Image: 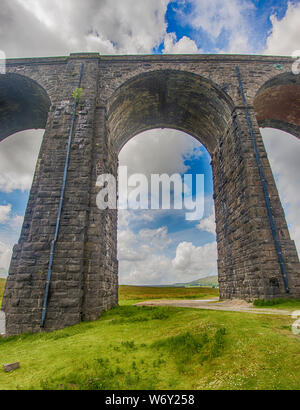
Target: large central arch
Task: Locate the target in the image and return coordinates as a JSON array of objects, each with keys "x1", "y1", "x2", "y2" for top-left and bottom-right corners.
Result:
[{"x1": 107, "y1": 70, "x2": 234, "y2": 155}]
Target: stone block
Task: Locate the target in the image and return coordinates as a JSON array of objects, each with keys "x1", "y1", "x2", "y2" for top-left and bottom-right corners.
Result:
[{"x1": 3, "y1": 362, "x2": 20, "y2": 373}]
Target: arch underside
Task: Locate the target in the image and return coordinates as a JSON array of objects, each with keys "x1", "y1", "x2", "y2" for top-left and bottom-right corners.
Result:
[
  {"x1": 107, "y1": 70, "x2": 234, "y2": 155},
  {"x1": 0, "y1": 73, "x2": 50, "y2": 142},
  {"x1": 254, "y1": 72, "x2": 300, "y2": 139}
]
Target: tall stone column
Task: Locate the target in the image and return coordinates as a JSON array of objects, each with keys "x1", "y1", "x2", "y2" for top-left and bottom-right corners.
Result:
[
  {"x1": 2, "y1": 55, "x2": 103, "y2": 334},
  {"x1": 80, "y1": 106, "x2": 119, "y2": 321},
  {"x1": 212, "y1": 106, "x2": 300, "y2": 300}
]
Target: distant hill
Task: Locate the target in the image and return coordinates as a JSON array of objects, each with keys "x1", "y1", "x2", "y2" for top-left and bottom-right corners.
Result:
[
  {"x1": 138, "y1": 275, "x2": 219, "y2": 289},
  {"x1": 171, "y1": 275, "x2": 219, "y2": 288},
  {"x1": 0, "y1": 268, "x2": 7, "y2": 279}
]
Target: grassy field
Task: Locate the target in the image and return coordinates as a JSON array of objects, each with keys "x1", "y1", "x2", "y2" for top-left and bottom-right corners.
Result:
[
  {"x1": 0, "y1": 283, "x2": 299, "y2": 390},
  {"x1": 119, "y1": 285, "x2": 218, "y2": 305},
  {"x1": 253, "y1": 298, "x2": 300, "y2": 311}
]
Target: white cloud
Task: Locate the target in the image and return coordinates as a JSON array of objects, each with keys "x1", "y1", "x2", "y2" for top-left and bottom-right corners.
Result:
[
  {"x1": 118, "y1": 209, "x2": 156, "y2": 229},
  {"x1": 118, "y1": 225, "x2": 172, "y2": 284},
  {"x1": 118, "y1": 223, "x2": 217, "y2": 285},
  {"x1": 119, "y1": 128, "x2": 200, "y2": 179},
  {"x1": 264, "y1": 2, "x2": 300, "y2": 56},
  {"x1": 172, "y1": 241, "x2": 217, "y2": 275},
  {"x1": 260, "y1": 128, "x2": 300, "y2": 254},
  {"x1": 0, "y1": 241, "x2": 12, "y2": 277},
  {"x1": 0, "y1": 130, "x2": 43, "y2": 193},
  {"x1": 185, "y1": 0, "x2": 251, "y2": 37},
  {"x1": 176, "y1": 0, "x2": 254, "y2": 53},
  {"x1": 118, "y1": 225, "x2": 171, "y2": 263},
  {"x1": 0, "y1": 204, "x2": 24, "y2": 276},
  {"x1": 197, "y1": 211, "x2": 216, "y2": 235},
  {"x1": 1, "y1": 0, "x2": 171, "y2": 57},
  {"x1": 163, "y1": 32, "x2": 201, "y2": 54},
  {"x1": 0, "y1": 204, "x2": 12, "y2": 224},
  {"x1": 139, "y1": 226, "x2": 172, "y2": 250}
]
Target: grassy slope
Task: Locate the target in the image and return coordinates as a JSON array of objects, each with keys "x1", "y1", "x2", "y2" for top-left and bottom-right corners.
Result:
[{"x1": 0, "y1": 284, "x2": 299, "y2": 390}]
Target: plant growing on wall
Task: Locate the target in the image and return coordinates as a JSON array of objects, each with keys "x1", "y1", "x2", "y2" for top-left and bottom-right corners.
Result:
[{"x1": 72, "y1": 87, "x2": 83, "y2": 103}]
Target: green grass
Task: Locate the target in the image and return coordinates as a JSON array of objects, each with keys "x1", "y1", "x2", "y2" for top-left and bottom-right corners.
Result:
[
  {"x1": 0, "y1": 284, "x2": 299, "y2": 390},
  {"x1": 253, "y1": 298, "x2": 300, "y2": 311},
  {"x1": 118, "y1": 285, "x2": 218, "y2": 305}
]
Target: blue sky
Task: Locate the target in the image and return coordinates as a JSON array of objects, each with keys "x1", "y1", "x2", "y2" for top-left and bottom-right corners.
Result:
[
  {"x1": 163, "y1": 0, "x2": 291, "y2": 53},
  {"x1": 0, "y1": 0, "x2": 300, "y2": 283}
]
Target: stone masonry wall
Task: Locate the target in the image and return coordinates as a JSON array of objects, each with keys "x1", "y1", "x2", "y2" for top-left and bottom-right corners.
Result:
[{"x1": 1, "y1": 53, "x2": 299, "y2": 334}]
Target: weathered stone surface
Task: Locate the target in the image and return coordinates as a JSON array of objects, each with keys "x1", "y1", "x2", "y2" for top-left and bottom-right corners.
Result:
[
  {"x1": 0, "y1": 53, "x2": 299, "y2": 335},
  {"x1": 3, "y1": 362, "x2": 20, "y2": 373}
]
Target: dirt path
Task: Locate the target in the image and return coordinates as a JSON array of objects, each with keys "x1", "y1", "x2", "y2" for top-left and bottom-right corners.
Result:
[{"x1": 135, "y1": 298, "x2": 293, "y2": 316}]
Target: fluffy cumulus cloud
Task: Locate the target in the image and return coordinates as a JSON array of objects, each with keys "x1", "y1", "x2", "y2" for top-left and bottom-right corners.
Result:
[
  {"x1": 264, "y1": 2, "x2": 300, "y2": 56},
  {"x1": 0, "y1": 130, "x2": 43, "y2": 193},
  {"x1": 0, "y1": 203, "x2": 24, "y2": 276},
  {"x1": 261, "y1": 128, "x2": 300, "y2": 253},
  {"x1": 0, "y1": 204, "x2": 11, "y2": 224},
  {"x1": 1, "y1": 0, "x2": 170, "y2": 57},
  {"x1": 174, "y1": 0, "x2": 255, "y2": 53},
  {"x1": 172, "y1": 241, "x2": 217, "y2": 274},
  {"x1": 163, "y1": 32, "x2": 201, "y2": 54},
  {"x1": 182, "y1": 0, "x2": 252, "y2": 38},
  {"x1": 118, "y1": 226, "x2": 217, "y2": 285},
  {"x1": 197, "y1": 211, "x2": 216, "y2": 235},
  {"x1": 0, "y1": 241, "x2": 12, "y2": 278},
  {"x1": 119, "y1": 128, "x2": 200, "y2": 178}
]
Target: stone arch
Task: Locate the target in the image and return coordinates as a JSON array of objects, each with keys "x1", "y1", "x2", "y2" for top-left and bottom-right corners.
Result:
[
  {"x1": 105, "y1": 70, "x2": 236, "y2": 299},
  {"x1": 107, "y1": 69, "x2": 235, "y2": 155},
  {"x1": 0, "y1": 73, "x2": 51, "y2": 142},
  {"x1": 254, "y1": 71, "x2": 300, "y2": 139}
]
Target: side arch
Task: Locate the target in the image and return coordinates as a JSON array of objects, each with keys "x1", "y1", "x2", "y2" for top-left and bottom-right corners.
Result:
[
  {"x1": 254, "y1": 71, "x2": 300, "y2": 139},
  {"x1": 107, "y1": 69, "x2": 235, "y2": 155},
  {"x1": 0, "y1": 73, "x2": 51, "y2": 141}
]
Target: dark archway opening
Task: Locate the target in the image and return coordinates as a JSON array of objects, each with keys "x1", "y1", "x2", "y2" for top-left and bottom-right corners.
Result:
[
  {"x1": 0, "y1": 73, "x2": 50, "y2": 141},
  {"x1": 254, "y1": 71, "x2": 300, "y2": 139}
]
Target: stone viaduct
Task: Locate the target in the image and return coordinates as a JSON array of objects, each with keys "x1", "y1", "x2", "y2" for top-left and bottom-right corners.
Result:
[{"x1": 0, "y1": 52, "x2": 299, "y2": 335}]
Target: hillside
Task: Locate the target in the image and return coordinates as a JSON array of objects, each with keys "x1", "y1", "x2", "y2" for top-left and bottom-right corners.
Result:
[{"x1": 172, "y1": 275, "x2": 218, "y2": 288}]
